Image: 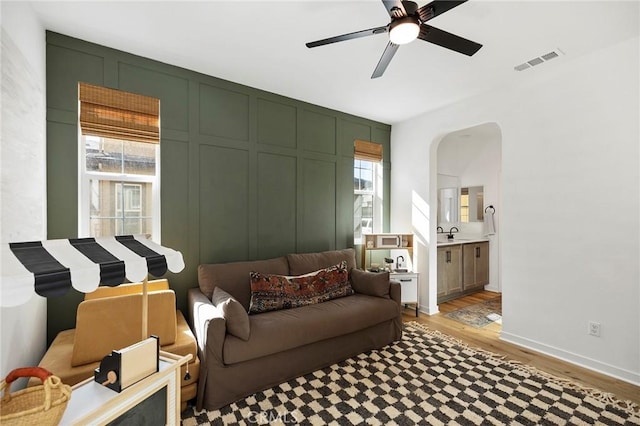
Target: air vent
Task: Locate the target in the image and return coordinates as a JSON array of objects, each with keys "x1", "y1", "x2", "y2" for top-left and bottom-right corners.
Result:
[
  {"x1": 527, "y1": 57, "x2": 544, "y2": 67},
  {"x1": 514, "y1": 49, "x2": 564, "y2": 72},
  {"x1": 541, "y1": 51, "x2": 559, "y2": 61}
]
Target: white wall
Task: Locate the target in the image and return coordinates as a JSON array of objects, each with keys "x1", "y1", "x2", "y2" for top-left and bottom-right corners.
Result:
[
  {"x1": 391, "y1": 35, "x2": 639, "y2": 384},
  {"x1": 1, "y1": 2, "x2": 47, "y2": 387}
]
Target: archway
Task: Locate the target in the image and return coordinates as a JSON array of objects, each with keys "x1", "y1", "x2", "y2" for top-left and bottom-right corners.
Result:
[{"x1": 426, "y1": 122, "x2": 502, "y2": 315}]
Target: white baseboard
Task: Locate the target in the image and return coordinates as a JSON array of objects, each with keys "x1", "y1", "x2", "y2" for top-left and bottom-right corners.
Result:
[
  {"x1": 483, "y1": 285, "x2": 501, "y2": 293},
  {"x1": 420, "y1": 305, "x2": 439, "y2": 315},
  {"x1": 500, "y1": 331, "x2": 640, "y2": 386}
]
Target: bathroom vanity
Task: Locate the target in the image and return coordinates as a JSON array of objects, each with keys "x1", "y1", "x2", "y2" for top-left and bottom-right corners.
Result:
[{"x1": 437, "y1": 238, "x2": 489, "y2": 303}]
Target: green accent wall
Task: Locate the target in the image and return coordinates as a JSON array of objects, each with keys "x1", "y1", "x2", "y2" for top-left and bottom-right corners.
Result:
[{"x1": 45, "y1": 32, "x2": 391, "y2": 343}]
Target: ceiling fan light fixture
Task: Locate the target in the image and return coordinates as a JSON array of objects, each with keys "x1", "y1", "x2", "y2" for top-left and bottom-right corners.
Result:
[{"x1": 389, "y1": 17, "x2": 420, "y2": 45}]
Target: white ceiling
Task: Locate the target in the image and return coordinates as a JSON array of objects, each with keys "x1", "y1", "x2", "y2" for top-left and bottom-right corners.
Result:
[{"x1": 29, "y1": 1, "x2": 639, "y2": 124}]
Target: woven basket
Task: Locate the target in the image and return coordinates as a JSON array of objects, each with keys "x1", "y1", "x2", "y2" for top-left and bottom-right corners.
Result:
[{"x1": 0, "y1": 367, "x2": 71, "y2": 426}]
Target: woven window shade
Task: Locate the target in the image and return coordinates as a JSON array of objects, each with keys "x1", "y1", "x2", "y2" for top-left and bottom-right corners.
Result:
[
  {"x1": 79, "y1": 83, "x2": 160, "y2": 144},
  {"x1": 354, "y1": 139, "x2": 383, "y2": 162}
]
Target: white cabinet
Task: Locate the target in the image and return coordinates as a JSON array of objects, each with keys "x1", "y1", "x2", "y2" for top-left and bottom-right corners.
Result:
[{"x1": 390, "y1": 272, "x2": 419, "y2": 317}]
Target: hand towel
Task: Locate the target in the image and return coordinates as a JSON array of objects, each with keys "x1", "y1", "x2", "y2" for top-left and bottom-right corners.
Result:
[{"x1": 484, "y1": 209, "x2": 495, "y2": 236}]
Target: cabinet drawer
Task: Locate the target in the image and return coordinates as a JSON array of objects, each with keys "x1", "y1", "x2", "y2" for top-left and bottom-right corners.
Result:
[{"x1": 391, "y1": 273, "x2": 418, "y2": 304}]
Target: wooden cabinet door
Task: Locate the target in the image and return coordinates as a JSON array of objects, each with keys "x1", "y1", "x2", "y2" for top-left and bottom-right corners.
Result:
[
  {"x1": 437, "y1": 248, "x2": 448, "y2": 299},
  {"x1": 463, "y1": 242, "x2": 489, "y2": 290},
  {"x1": 438, "y1": 245, "x2": 462, "y2": 298},
  {"x1": 475, "y1": 242, "x2": 489, "y2": 285},
  {"x1": 447, "y1": 245, "x2": 463, "y2": 294},
  {"x1": 462, "y1": 244, "x2": 476, "y2": 289}
]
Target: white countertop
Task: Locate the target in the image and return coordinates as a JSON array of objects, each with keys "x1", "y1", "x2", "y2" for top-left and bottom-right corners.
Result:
[{"x1": 437, "y1": 236, "x2": 490, "y2": 247}]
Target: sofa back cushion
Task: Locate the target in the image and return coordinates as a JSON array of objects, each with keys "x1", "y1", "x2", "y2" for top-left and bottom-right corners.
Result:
[
  {"x1": 248, "y1": 261, "x2": 353, "y2": 314},
  {"x1": 286, "y1": 248, "x2": 357, "y2": 276},
  {"x1": 198, "y1": 257, "x2": 289, "y2": 311},
  {"x1": 71, "y1": 290, "x2": 177, "y2": 366}
]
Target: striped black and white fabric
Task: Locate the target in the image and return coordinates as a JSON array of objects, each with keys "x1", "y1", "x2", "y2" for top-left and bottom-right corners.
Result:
[{"x1": 1, "y1": 235, "x2": 184, "y2": 307}]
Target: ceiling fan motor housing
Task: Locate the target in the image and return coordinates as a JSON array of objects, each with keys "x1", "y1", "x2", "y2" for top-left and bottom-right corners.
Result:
[{"x1": 389, "y1": 16, "x2": 421, "y2": 45}]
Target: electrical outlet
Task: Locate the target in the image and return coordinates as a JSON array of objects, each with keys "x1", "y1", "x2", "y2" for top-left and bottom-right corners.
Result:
[{"x1": 588, "y1": 321, "x2": 601, "y2": 337}]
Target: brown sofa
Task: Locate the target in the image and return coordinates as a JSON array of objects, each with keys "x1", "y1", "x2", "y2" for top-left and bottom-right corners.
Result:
[
  {"x1": 188, "y1": 248, "x2": 402, "y2": 410},
  {"x1": 33, "y1": 280, "x2": 199, "y2": 411}
]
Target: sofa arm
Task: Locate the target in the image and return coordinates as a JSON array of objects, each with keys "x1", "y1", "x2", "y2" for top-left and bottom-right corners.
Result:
[
  {"x1": 389, "y1": 280, "x2": 401, "y2": 308},
  {"x1": 188, "y1": 288, "x2": 226, "y2": 367}
]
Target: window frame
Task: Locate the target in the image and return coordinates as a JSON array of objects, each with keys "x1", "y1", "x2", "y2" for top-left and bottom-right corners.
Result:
[
  {"x1": 78, "y1": 134, "x2": 161, "y2": 242},
  {"x1": 354, "y1": 158, "x2": 383, "y2": 245}
]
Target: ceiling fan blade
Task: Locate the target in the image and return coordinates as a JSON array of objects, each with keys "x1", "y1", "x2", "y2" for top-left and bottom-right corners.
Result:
[
  {"x1": 417, "y1": 0, "x2": 468, "y2": 23},
  {"x1": 371, "y1": 42, "x2": 400, "y2": 79},
  {"x1": 418, "y1": 24, "x2": 481, "y2": 56},
  {"x1": 306, "y1": 26, "x2": 389, "y2": 48},
  {"x1": 381, "y1": 0, "x2": 407, "y2": 18}
]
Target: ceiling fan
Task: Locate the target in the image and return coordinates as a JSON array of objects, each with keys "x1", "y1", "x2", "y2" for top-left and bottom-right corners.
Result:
[{"x1": 305, "y1": 0, "x2": 482, "y2": 79}]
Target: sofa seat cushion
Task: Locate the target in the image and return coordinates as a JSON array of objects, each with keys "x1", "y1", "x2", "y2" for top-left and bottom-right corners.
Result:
[{"x1": 223, "y1": 294, "x2": 398, "y2": 365}]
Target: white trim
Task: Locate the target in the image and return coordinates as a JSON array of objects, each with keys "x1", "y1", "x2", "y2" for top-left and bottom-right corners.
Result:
[
  {"x1": 373, "y1": 160, "x2": 383, "y2": 233},
  {"x1": 419, "y1": 305, "x2": 440, "y2": 316},
  {"x1": 152, "y1": 143, "x2": 161, "y2": 244},
  {"x1": 500, "y1": 331, "x2": 640, "y2": 386}
]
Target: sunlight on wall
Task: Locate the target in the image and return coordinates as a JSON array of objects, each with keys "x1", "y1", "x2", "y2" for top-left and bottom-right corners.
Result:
[{"x1": 411, "y1": 190, "x2": 430, "y2": 272}]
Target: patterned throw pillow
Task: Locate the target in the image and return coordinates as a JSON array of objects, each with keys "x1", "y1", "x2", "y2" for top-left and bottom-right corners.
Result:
[{"x1": 249, "y1": 261, "x2": 354, "y2": 314}]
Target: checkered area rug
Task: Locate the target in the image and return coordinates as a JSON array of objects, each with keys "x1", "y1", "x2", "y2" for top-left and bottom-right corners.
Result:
[{"x1": 181, "y1": 322, "x2": 640, "y2": 425}]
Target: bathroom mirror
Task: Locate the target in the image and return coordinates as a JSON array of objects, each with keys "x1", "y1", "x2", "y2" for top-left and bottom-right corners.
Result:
[
  {"x1": 460, "y1": 186, "x2": 484, "y2": 222},
  {"x1": 438, "y1": 187, "x2": 459, "y2": 224},
  {"x1": 438, "y1": 186, "x2": 484, "y2": 224}
]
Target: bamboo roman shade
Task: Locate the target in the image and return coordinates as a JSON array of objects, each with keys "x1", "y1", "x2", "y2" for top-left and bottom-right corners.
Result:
[
  {"x1": 79, "y1": 83, "x2": 160, "y2": 144},
  {"x1": 354, "y1": 139, "x2": 383, "y2": 162}
]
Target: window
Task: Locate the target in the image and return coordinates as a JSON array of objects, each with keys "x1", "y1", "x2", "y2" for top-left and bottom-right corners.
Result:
[
  {"x1": 78, "y1": 83, "x2": 160, "y2": 241},
  {"x1": 354, "y1": 140, "x2": 383, "y2": 244},
  {"x1": 460, "y1": 188, "x2": 469, "y2": 223},
  {"x1": 354, "y1": 159, "x2": 375, "y2": 243},
  {"x1": 115, "y1": 183, "x2": 143, "y2": 234},
  {"x1": 81, "y1": 136, "x2": 158, "y2": 239}
]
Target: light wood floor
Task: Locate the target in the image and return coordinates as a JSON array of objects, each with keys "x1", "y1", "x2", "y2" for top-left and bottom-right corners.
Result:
[{"x1": 402, "y1": 291, "x2": 640, "y2": 405}]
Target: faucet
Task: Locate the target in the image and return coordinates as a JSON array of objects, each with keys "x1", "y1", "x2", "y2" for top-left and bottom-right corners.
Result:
[
  {"x1": 437, "y1": 226, "x2": 444, "y2": 234},
  {"x1": 447, "y1": 226, "x2": 459, "y2": 240}
]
